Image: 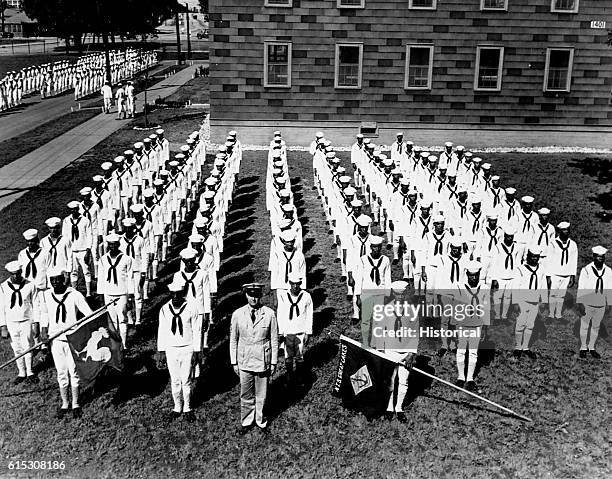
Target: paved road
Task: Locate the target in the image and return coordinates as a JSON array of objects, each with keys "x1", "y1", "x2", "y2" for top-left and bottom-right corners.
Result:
[
  {"x1": 0, "y1": 62, "x2": 172, "y2": 143},
  {"x1": 0, "y1": 65, "x2": 199, "y2": 213},
  {"x1": 0, "y1": 38, "x2": 63, "y2": 56}
]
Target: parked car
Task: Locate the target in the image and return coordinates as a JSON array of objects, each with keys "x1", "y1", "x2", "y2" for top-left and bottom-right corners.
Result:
[{"x1": 196, "y1": 29, "x2": 208, "y2": 39}]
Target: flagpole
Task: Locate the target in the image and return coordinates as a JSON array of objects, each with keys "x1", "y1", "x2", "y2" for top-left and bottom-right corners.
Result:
[
  {"x1": 0, "y1": 299, "x2": 118, "y2": 373},
  {"x1": 325, "y1": 329, "x2": 532, "y2": 423}
]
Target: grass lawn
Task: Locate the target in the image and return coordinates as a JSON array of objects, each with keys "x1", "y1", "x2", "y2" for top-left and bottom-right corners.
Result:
[
  {"x1": 164, "y1": 75, "x2": 209, "y2": 104},
  {"x1": 0, "y1": 147, "x2": 611, "y2": 478},
  {"x1": 0, "y1": 54, "x2": 76, "y2": 78}
]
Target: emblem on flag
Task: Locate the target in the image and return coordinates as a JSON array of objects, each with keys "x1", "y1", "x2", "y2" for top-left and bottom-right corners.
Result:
[{"x1": 350, "y1": 365, "x2": 372, "y2": 395}]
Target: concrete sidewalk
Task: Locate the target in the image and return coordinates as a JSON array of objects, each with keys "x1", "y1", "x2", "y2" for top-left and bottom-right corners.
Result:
[
  {"x1": 0, "y1": 62, "x2": 172, "y2": 143},
  {"x1": 0, "y1": 64, "x2": 198, "y2": 213}
]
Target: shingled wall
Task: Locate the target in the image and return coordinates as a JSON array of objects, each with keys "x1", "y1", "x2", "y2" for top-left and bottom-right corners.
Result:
[{"x1": 209, "y1": 0, "x2": 612, "y2": 127}]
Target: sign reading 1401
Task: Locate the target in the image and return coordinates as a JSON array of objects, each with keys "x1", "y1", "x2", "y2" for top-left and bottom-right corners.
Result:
[{"x1": 590, "y1": 20, "x2": 606, "y2": 29}]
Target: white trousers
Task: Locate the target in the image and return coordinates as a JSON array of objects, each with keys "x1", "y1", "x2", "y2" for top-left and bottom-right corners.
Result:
[
  {"x1": 387, "y1": 364, "x2": 410, "y2": 412},
  {"x1": 165, "y1": 347, "x2": 193, "y2": 413},
  {"x1": 492, "y1": 278, "x2": 514, "y2": 319},
  {"x1": 51, "y1": 340, "x2": 79, "y2": 388},
  {"x1": 549, "y1": 275, "x2": 570, "y2": 319},
  {"x1": 105, "y1": 294, "x2": 129, "y2": 347},
  {"x1": 515, "y1": 302, "x2": 539, "y2": 350},
  {"x1": 580, "y1": 305, "x2": 605, "y2": 351},
  {"x1": 71, "y1": 250, "x2": 92, "y2": 283},
  {"x1": 6, "y1": 320, "x2": 34, "y2": 377},
  {"x1": 456, "y1": 327, "x2": 480, "y2": 381}
]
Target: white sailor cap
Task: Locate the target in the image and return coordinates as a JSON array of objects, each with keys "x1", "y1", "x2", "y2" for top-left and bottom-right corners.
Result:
[
  {"x1": 153, "y1": 179, "x2": 165, "y2": 186},
  {"x1": 521, "y1": 195, "x2": 534, "y2": 204},
  {"x1": 339, "y1": 175, "x2": 352, "y2": 184},
  {"x1": 538, "y1": 207, "x2": 550, "y2": 215},
  {"x1": 122, "y1": 218, "x2": 136, "y2": 227},
  {"x1": 486, "y1": 212, "x2": 499, "y2": 220},
  {"x1": 505, "y1": 187, "x2": 516, "y2": 195},
  {"x1": 503, "y1": 225, "x2": 516, "y2": 236},
  {"x1": 383, "y1": 158, "x2": 394, "y2": 167},
  {"x1": 420, "y1": 199, "x2": 433, "y2": 208},
  {"x1": 134, "y1": 142, "x2": 144, "y2": 149},
  {"x1": 93, "y1": 175, "x2": 104, "y2": 182},
  {"x1": 113, "y1": 155, "x2": 125, "y2": 164},
  {"x1": 464, "y1": 152, "x2": 473, "y2": 158},
  {"x1": 432, "y1": 214, "x2": 445, "y2": 223},
  {"x1": 101, "y1": 162, "x2": 113, "y2": 171},
  {"x1": 179, "y1": 248, "x2": 198, "y2": 260},
  {"x1": 287, "y1": 271, "x2": 304, "y2": 283},
  {"x1": 356, "y1": 133, "x2": 364, "y2": 139},
  {"x1": 156, "y1": 129, "x2": 165, "y2": 136},
  {"x1": 168, "y1": 160, "x2": 179, "y2": 168},
  {"x1": 391, "y1": 280, "x2": 409, "y2": 294},
  {"x1": 363, "y1": 138, "x2": 371, "y2": 145},
  {"x1": 316, "y1": 131, "x2": 324, "y2": 138},
  {"x1": 420, "y1": 151, "x2": 430, "y2": 158},
  {"x1": 141, "y1": 188, "x2": 154, "y2": 199},
  {"x1": 129, "y1": 204, "x2": 144, "y2": 214},
  {"x1": 272, "y1": 150, "x2": 282, "y2": 158},
  {"x1": 280, "y1": 229, "x2": 296, "y2": 242},
  {"x1": 370, "y1": 236, "x2": 383, "y2": 246},
  {"x1": 159, "y1": 170, "x2": 170, "y2": 177},
  {"x1": 168, "y1": 279, "x2": 186, "y2": 292},
  {"x1": 350, "y1": 199, "x2": 363, "y2": 208},
  {"x1": 204, "y1": 177, "x2": 218, "y2": 186},
  {"x1": 124, "y1": 149, "x2": 134, "y2": 157},
  {"x1": 400, "y1": 178, "x2": 410, "y2": 186},
  {"x1": 80, "y1": 187, "x2": 92, "y2": 196},
  {"x1": 470, "y1": 193, "x2": 482, "y2": 204},
  {"x1": 557, "y1": 221, "x2": 570, "y2": 230},
  {"x1": 189, "y1": 233, "x2": 205, "y2": 244},
  {"x1": 279, "y1": 190, "x2": 291, "y2": 199},
  {"x1": 228, "y1": 130, "x2": 237, "y2": 137},
  {"x1": 67, "y1": 200, "x2": 80, "y2": 209},
  {"x1": 281, "y1": 203, "x2": 294, "y2": 213},
  {"x1": 193, "y1": 217, "x2": 207, "y2": 228},
  {"x1": 482, "y1": 163, "x2": 491, "y2": 170},
  {"x1": 528, "y1": 245, "x2": 542, "y2": 256},
  {"x1": 326, "y1": 152, "x2": 336, "y2": 159},
  {"x1": 491, "y1": 175, "x2": 500, "y2": 181},
  {"x1": 396, "y1": 132, "x2": 404, "y2": 137},
  {"x1": 356, "y1": 215, "x2": 372, "y2": 227},
  {"x1": 472, "y1": 157, "x2": 482, "y2": 164},
  {"x1": 23, "y1": 228, "x2": 38, "y2": 240},
  {"x1": 5, "y1": 261, "x2": 21, "y2": 273},
  {"x1": 45, "y1": 217, "x2": 61, "y2": 228},
  {"x1": 105, "y1": 232, "x2": 121, "y2": 243},
  {"x1": 445, "y1": 142, "x2": 453, "y2": 147},
  {"x1": 466, "y1": 261, "x2": 483, "y2": 274},
  {"x1": 47, "y1": 266, "x2": 66, "y2": 278},
  {"x1": 428, "y1": 155, "x2": 438, "y2": 163},
  {"x1": 450, "y1": 236, "x2": 464, "y2": 248},
  {"x1": 279, "y1": 218, "x2": 293, "y2": 229},
  {"x1": 344, "y1": 186, "x2": 357, "y2": 196},
  {"x1": 408, "y1": 186, "x2": 419, "y2": 195},
  {"x1": 275, "y1": 175, "x2": 288, "y2": 184},
  {"x1": 592, "y1": 245, "x2": 608, "y2": 255},
  {"x1": 273, "y1": 130, "x2": 282, "y2": 136},
  {"x1": 457, "y1": 145, "x2": 465, "y2": 151},
  {"x1": 180, "y1": 145, "x2": 190, "y2": 153},
  {"x1": 218, "y1": 145, "x2": 227, "y2": 153},
  {"x1": 202, "y1": 191, "x2": 215, "y2": 200},
  {"x1": 406, "y1": 141, "x2": 414, "y2": 146},
  {"x1": 324, "y1": 140, "x2": 332, "y2": 147}
]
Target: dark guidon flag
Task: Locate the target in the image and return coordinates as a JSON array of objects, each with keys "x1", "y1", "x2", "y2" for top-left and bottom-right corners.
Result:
[
  {"x1": 332, "y1": 335, "x2": 398, "y2": 417},
  {"x1": 66, "y1": 311, "x2": 123, "y2": 390}
]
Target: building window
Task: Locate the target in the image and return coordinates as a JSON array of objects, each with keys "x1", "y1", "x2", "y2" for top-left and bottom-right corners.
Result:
[
  {"x1": 264, "y1": 42, "x2": 292, "y2": 88},
  {"x1": 551, "y1": 0, "x2": 578, "y2": 13},
  {"x1": 474, "y1": 46, "x2": 504, "y2": 91},
  {"x1": 335, "y1": 43, "x2": 363, "y2": 89},
  {"x1": 337, "y1": 0, "x2": 365, "y2": 7},
  {"x1": 405, "y1": 44, "x2": 433, "y2": 90},
  {"x1": 265, "y1": 0, "x2": 292, "y2": 6},
  {"x1": 481, "y1": 0, "x2": 507, "y2": 10},
  {"x1": 544, "y1": 48, "x2": 574, "y2": 92},
  {"x1": 409, "y1": 0, "x2": 436, "y2": 9}
]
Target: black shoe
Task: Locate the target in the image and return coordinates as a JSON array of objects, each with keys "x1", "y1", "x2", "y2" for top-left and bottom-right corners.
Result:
[
  {"x1": 257, "y1": 425, "x2": 270, "y2": 434},
  {"x1": 26, "y1": 375, "x2": 39, "y2": 384},
  {"x1": 590, "y1": 350, "x2": 601, "y2": 359},
  {"x1": 72, "y1": 407, "x2": 82, "y2": 419},
  {"x1": 511, "y1": 349, "x2": 522, "y2": 361},
  {"x1": 579, "y1": 350, "x2": 588, "y2": 359},
  {"x1": 465, "y1": 381, "x2": 480, "y2": 393},
  {"x1": 183, "y1": 411, "x2": 196, "y2": 422},
  {"x1": 455, "y1": 379, "x2": 465, "y2": 388},
  {"x1": 396, "y1": 412, "x2": 408, "y2": 423},
  {"x1": 56, "y1": 408, "x2": 70, "y2": 419},
  {"x1": 523, "y1": 350, "x2": 537, "y2": 360},
  {"x1": 13, "y1": 376, "x2": 26, "y2": 385},
  {"x1": 438, "y1": 348, "x2": 447, "y2": 358},
  {"x1": 392, "y1": 258, "x2": 399, "y2": 265},
  {"x1": 386, "y1": 243, "x2": 393, "y2": 250},
  {"x1": 383, "y1": 411, "x2": 394, "y2": 421},
  {"x1": 168, "y1": 411, "x2": 181, "y2": 421},
  {"x1": 450, "y1": 347, "x2": 457, "y2": 355}
]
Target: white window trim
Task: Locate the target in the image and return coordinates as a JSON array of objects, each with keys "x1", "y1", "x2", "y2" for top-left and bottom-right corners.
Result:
[
  {"x1": 474, "y1": 45, "x2": 504, "y2": 92},
  {"x1": 337, "y1": 0, "x2": 365, "y2": 8},
  {"x1": 264, "y1": 0, "x2": 292, "y2": 7},
  {"x1": 335, "y1": 43, "x2": 363, "y2": 90},
  {"x1": 550, "y1": 0, "x2": 579, "y2": 13},
  {"x1": 263, "y1": 41, "x2": 292, "y2": 89},
  {"x1": 543, "y1": 47, "x2": 574, "y2": 92},
  {"x1": 404, "y1": 44, "x2": 434, "y2": 90},
  {"x1": 480, "y1": 0, "x2": 508, "y2": 11},
  {"x1": 408, "y1": 0, "x2": 437, "y2": 10}
]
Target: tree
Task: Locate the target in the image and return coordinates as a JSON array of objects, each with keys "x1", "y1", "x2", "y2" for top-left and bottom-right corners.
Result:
[{"x1": 198, "y1": 0, "x2": 207, "y2": 13}]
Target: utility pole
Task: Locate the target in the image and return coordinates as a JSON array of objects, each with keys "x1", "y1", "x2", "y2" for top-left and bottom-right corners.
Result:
[
  {"x1": 95, "y1": 0, "x2": 112, "y2": 83},
  {"x1": 185, "y1": 3, "x2": 191, "y2": 61},
  {"x1": 174, "y1": 8, "x2": 182, "y2": 65},
  {"x1": 0, "y1": 1, "x2": 7, "y2": 37}
]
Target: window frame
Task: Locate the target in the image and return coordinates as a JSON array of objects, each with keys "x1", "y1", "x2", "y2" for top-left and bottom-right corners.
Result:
[
  {"x1": 473, "y1": 45, "x2": 504, "y2": 92},
  {"x1": 404, "y1": 44, "x2": 434, "y2": 90},
  {"x1": 263, "y1": 41, "x2": 292, "y2": 89},
  {"x1": 550, "y1": 0, "x2": 579, "y2": 13},
  {"x1": 264, "y1": 0, "x2": 292, "y2": 7},
  {"x1": 334, "y1": 42, "x2": 364, "y2": 90},
  {"x1": 480, "y1": 0, "x2": 508, "y2": 11},
  {"x1": 543, "y1": 47, "x2": 574, "y2": 92},
  {"x1": 408, "y1": 0, "x2": 437, "y2": 10},
  {"x1": 337, "y1": 0, "x2": 365, "y2": 8}
]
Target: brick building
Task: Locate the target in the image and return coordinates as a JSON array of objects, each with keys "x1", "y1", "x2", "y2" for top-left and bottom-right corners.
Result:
[{"x1": 209, "y1": 0, "x2": 612, "y2": 145}]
